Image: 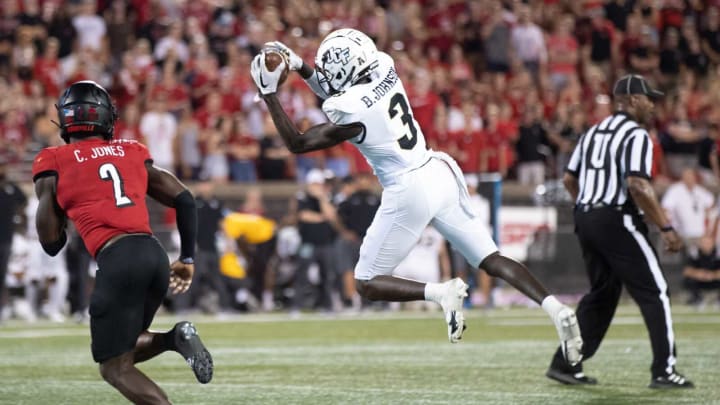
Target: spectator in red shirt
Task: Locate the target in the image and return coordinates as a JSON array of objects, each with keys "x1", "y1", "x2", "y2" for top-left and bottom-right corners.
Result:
[
  {"x1": 114, "y1": 39, "x2": 156, "y2": 106},
  {"x1": 150, "y1": 62, "x2": 190, "y2": 116},
  {"x1": 189, "y1": 53, "x2": 219, "y2": 109},
  {"x1": 619, "y1": 13, "x2": 642, "y2": 66},
  {"x1": 220, "y1": 45, "x2": 253, "y2": 98},
  {"x1": 114, "y1": 102, "x2": 143, "y2": 142},
  {"x1": 194, "y1": 92, "x2": 227, "y2": 130},
  {"x1": 479, "y1": 102, "x2": 515, "y2": 177},
  {"x1": 217, "y1": 70, "x2": 242, "y2": 115},
  {"x1": 426, "y1": 105, "x2": 453, "y2": 153},
  {"x1": 0, "y1": 108, "x2": 29, "y2": 162},
  {"x1": 33, "y1": 37, "x2": 62, "y2": 97},
  {"x1": 454, "y1": 103, "x2": 483, "y2": 174},
  {"x1": 407, "y1": 69, "x2": 440, "y2": 139},
  {"x1": 425, "y1": 0, "x2": 459, "y2": 58},
  {"x1": 547, "y1": 14, "x2": 579, "y2": 92},
  {"x1": 448, "y1": 44, "x2": 473, "y2": 84}
]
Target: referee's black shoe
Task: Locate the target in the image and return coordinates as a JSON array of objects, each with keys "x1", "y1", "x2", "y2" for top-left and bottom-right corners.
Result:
[
  {"x1": 546, "y1": 368, "x2": 598, "y2": 385},
  {"x1": 172, "y1": 321, "x2": 214, "y2": 384},
  {"x1": 649, "y1": 370, "x2": 694, "y2": 389}
]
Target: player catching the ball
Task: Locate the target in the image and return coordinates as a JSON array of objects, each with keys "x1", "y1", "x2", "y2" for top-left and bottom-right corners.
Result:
[
  {"x1": 251, "y1": 28, "x2": 583, "y2": 365},
  {"x1": 32, "y1": 81, "x2": 213, "y2": 404}
]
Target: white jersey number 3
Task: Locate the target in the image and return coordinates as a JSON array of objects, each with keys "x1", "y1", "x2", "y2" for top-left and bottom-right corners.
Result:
[
  {"x1": 388, "y1": 93, "x2": 417, "y2": 150},
  {"x1": 98, "y1": 163, "x2": 134, "y2": 207}
]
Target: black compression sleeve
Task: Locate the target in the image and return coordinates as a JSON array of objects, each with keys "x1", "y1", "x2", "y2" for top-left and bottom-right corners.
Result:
[
  {"x1": 41, "y1": 231, "x2": 67, "y2": 257},
  {"x1": 173, "y1": 190, "x2": 197, "y2": 259}
]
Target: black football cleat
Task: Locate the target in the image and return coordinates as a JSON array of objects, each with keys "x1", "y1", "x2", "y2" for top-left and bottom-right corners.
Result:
[
  {"x1": 546, "y1": 368, "x2": 598, "y2": 385},
  {"x1": 172, "y1": 321, "x2": 213, "y2": 384},
  {"x1": 649, "y1": 371, "x2": 694, "y2": 389}
]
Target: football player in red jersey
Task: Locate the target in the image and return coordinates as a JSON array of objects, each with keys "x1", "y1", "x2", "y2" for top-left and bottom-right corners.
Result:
[{"x1": 32, "y1": 81, "x2": 213, "y2": 404}]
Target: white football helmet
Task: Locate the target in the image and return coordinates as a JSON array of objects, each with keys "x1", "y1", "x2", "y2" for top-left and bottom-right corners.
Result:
[{"x1": 315, "y1": 28, "x2": 379, "y2": 94}]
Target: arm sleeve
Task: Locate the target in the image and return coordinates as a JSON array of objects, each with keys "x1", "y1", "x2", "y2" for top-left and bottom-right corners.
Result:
[
  {"x1": 304, "y1": 70, "x2": 332, "y2": 100},
  {"x1": 623, "y1": 129, "x2": 653, "y2": 179},
  {"x1": 173, "y1": 190, "x2": 197, "y2": 259},
  {"x1": 134, "y1": 140, "x2": 154, "y2": 164},
  {"x1": 322, "y1": 97, "x2": 354, "y2": 126}
]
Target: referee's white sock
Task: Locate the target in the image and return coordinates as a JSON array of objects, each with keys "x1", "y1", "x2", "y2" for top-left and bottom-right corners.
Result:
[
  {"x1": 424, "y1": 282, "x2": 446, "y2": 304},
  {"x1": 541, "y1": 295, "x2": 565, "y2": 319}
]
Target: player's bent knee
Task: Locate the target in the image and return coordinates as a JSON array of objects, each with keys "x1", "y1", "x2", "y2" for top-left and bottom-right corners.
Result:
[
  {"x1": 478, "y1": 252, "x2": 502, "y2": 274},
  {"x1": 99, "y1": 363, "x2": 122, "y2": 386},
  {"x1": 355, "y1": 279, "x2": 370, "y2": 299},
  {"x1": 98, "y1": 353, "x2": 133, "y2": 386}
]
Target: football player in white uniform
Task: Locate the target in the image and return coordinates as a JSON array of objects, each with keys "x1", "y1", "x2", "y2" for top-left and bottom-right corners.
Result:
[{"x1": 250, "y1": 28, "x2": 582, "y2": 365}]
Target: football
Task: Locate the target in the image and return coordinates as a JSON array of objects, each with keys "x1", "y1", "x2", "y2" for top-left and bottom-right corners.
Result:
[{"x1": 264, "y1": 50, "x2": 289, "y2": 86}]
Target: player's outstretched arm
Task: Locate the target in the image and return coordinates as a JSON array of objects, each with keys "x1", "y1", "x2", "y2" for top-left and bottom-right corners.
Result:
[
  {"x1": 34, "y1": 176, "x2": 67, "y2": 256},
  {"x1": 146, "y1": 163, "x2": 197, "y2": 293},
  {"x1": 251, "y1": 53, "x2": 361, "y2": 152},
  {"x1": 261, "y1": 93, "x2": 363, "y2": 153}
]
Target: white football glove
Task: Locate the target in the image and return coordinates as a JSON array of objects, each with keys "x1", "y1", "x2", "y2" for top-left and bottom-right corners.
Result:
[
  {"x1": 251, "y1": 52, "x2": 287, "y2": 95},
  {"x1": 264, "y1": 41, "x2": 303, "y2": 71}
]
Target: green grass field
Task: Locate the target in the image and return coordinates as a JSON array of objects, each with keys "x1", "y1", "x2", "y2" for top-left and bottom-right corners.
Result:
[{"x1": 0, "y1": 305, "x2": 718, "y2": 405}]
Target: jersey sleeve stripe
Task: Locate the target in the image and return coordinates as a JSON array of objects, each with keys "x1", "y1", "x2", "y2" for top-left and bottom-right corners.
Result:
[
  {"x1": 628, "y1": 130, "x2": 648, "y2": 173},
  {"x1": 350, "y1": 123, "x2": 367, "y2": 144},
  {"x1": 644, "y1": 138, "x2": 653, "y2": 178},
  {"x1": 32, "y1": 170, "x2": 58, "y2": 183}
]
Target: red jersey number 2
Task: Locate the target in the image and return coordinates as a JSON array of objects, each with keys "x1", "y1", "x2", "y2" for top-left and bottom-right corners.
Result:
[{"x1": 99, "y1": 163, "x2": 135, "y2": 207}]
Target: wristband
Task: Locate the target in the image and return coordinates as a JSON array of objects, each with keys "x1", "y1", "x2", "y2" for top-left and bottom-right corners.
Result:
[
  {"x1": 180, "y1": 257, "x2": 194, "y2": 265},
  {"x1": 660, "y1": 225, "x2": 674, "y2": 233}
]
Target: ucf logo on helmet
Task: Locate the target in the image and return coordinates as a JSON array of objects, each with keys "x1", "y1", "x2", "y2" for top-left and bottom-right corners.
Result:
[{"x1": 323, "y1": 47, "x2": 351, "y2": 66}]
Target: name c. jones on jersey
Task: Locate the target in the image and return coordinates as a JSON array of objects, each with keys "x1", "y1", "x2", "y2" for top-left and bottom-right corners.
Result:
[
  {"x1": 74, "y1": 145, "x2": 126, "y2": 163},
  {"x1": 361, "y1": 67, "x2": 399, "y2": 108}
]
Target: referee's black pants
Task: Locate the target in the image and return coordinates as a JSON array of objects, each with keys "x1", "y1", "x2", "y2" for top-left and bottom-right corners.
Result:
[{"x1": 551, "y1": 207, "x2": 677, "y2": 378}]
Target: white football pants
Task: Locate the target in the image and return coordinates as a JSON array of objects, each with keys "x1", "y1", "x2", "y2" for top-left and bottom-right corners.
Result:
[{"x1": 355, "y1": 154, "x2": 498, "y2": 280}]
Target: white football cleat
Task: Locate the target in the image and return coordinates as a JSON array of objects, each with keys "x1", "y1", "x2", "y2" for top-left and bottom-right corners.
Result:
[
  {"x1": 440, "y1": 278, "x2": 469, "y2": 343},
  {"x1": 554, "y1": 306, "x2": 583, "y2": 366}
]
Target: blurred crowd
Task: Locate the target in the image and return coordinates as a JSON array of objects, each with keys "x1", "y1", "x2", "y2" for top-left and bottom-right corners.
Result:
[
  {"x1": 1, "y1": 0, "x2": 720, "y2": 186},
  {"x1": 4, "y1": 0, "x2": 720, "y2": 320}
]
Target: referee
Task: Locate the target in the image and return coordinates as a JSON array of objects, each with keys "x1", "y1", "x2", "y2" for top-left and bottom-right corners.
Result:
[{"x1": 546, "y1": 75, "x2": 694, "y2": 389}]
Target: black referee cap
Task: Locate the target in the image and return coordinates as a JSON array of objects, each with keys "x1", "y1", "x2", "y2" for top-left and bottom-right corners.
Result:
[{"x1": 612, "y1": 74, "x2": 664, "y2": 99}]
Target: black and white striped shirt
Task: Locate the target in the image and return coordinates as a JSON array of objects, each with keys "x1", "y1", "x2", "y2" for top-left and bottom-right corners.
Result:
[{"x1": 566, "y1": 112, "x2": 652, "y2": 207}]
